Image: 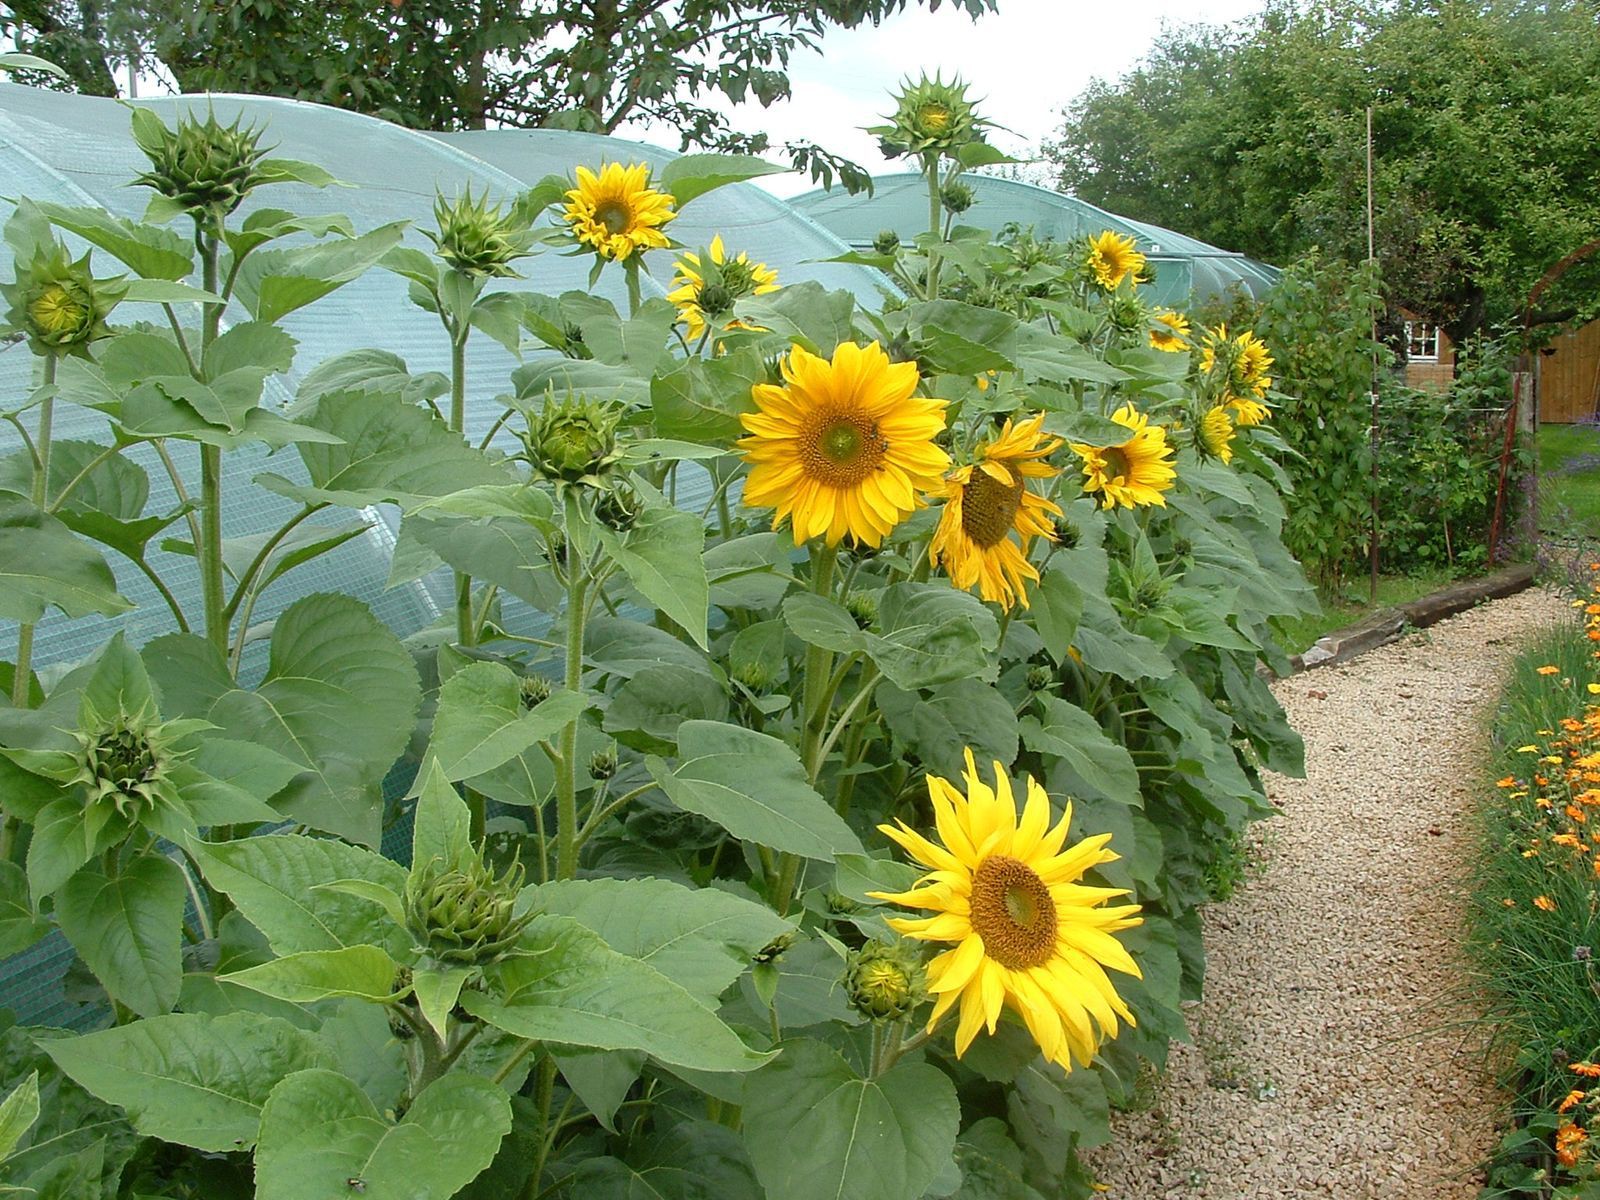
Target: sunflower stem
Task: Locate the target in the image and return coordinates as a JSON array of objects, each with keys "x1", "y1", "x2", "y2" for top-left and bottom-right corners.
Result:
[
  {"x1": 448, "y1": 329, "x2": 477, "y2": 649},
  {"x1": 197, "y1": 232, "x2": 229, "y2": 658},
  {"x1": 554, "y1": 558, "x2": 590, "y2": 880},
  {"x1": 625, "y1": 259, "x2": 642, "y2": 318},
  {"x1": 924, "y1": 154, "x2": 943, "y2": 300},
  {"x1": 10, "y1": 353, "x2": 57, "y2": 711}
]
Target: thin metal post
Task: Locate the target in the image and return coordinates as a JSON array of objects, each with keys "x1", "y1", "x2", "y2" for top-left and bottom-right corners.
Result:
[{"x1": 1367, "y1": 105, "x2": 1380, "y2": 604}]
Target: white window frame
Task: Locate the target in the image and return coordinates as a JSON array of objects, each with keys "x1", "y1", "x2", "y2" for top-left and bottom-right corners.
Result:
[{"x1": 1405, "y1": 320, "x2": 1440, "y2": 362}]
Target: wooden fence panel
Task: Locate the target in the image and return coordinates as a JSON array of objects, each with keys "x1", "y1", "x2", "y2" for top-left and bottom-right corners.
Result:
[{"x1": 1540, "y1": 317, "x2": 1600, "y2": 424}]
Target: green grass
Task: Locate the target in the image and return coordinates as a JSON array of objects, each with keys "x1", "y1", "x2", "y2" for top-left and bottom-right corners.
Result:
[
  {"x1": 1273, "y1": 567, "x2": 1459, "y2": 654},
  {"x1": 1539, "y1": 422, "x2": 1600, "y2": 540}
]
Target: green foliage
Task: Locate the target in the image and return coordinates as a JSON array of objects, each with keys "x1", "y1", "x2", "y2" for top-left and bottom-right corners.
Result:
[
  {"x1": 1046, "y1": 0, "x2": 1600, "y2": 341},
  {"x1": 0, "y1": 99, "x2": 1319, "y2": 1200}
]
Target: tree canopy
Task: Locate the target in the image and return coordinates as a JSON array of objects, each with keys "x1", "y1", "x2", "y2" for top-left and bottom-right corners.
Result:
[
  {"x1": 2, "y1": 0, "x2": 994, "y2": 188},
  {"x1": 1045, "y1": 0, "x2": 1600, "y2": 339}
]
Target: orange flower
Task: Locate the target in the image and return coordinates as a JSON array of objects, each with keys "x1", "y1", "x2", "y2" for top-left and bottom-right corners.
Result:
[
  {"x1": 1561, "y1": 1089, "x2": 1588, "y2": 1114},
  {"x1": 1497, "y1": 776, "x2": 1519, "y2": 789},
  {"x1": 1573, "y1": 1062, "x2": 1600, "y2": 1078},
  {"x1": 1503, "y1": 897, "x2": 1517, "y2": 907},
  {"x1": 1557, "y1": 1122, "x2": 1588, "y2": 1168},
  {"x1": 1554, "y1": 834, "x2": 1586, "y2": 850},
  {"x1": 1540, "y1": 665, "x2": 1562, "y2": 676},
  {"x1": 1535, "y1": 894, "x2": 1558, "y2": 912},
  {"x1": 1570, "y1": 805, "x2": 1589, "y2": 824}
]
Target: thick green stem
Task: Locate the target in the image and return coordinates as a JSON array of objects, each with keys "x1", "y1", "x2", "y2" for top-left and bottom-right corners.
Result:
[
  {"x1": 198, "y1": 231, "x2": 229, "y2": 656},
  {"x1": 555, "y1": 561, "x2": 590, "y2": 880},
  {"x1": 776, "y1": 544, "x2": 839, "y2": 914},
  {"x1": 449, "y1": 331, "x2": 476, "y2": 648},
  {"x1": 522, "y1": 1056, "x2": 559, "y2": 1200},
  {"x1": 925, "y1": 155, "x2": 944, "y2": 300},
  {"x1": 10, "y1": 354, "x2": 57, "y2": 710}
]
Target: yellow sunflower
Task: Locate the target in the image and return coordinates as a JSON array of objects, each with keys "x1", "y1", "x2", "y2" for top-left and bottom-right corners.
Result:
[
  {"x1": 1200, "y1": 325, "x2": 1274, "y2": 401},
  {"x1": 1225, "y1": 395, "x2": 1270, "y2": 427},
  {"x1": 1235, "y1": 329, "x2": 1274, "y2": 396},
  {"x1": 1198, "y1": 405, "x2": 1235, "y2": 464},
  {"x1": 930, "y1": 413, "x2": 1063, "y2": 611},
  {"x1": 1086, "y1": 231, "x2": 1146, "y2": 291},
  {"x1": 1069, "y1": 403, "x2": 1177, "y2": 509},
  {"x1": 563, "y1": 163, "x2": 677, "y2": 261},
  {"x1": 870, "y1": 749, "x2": 1143, "y2": 1071},
  {"x1": 667, "y1": 235, "x2": 778, "y2": 341},
  {"x1": 1149, "y1": 310, "x2": 1190, "y2": 352},
  {"x1": 738, "y1": 341, "x2": 950, "y2": 547}
]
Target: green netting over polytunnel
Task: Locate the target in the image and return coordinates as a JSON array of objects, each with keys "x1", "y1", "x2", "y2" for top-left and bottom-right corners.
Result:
[
  {"x1": 0, "y1": 82, "x2": 890, "y2": 1027},
  {"x1": 793, "y1": 172, "x2": 1281, "y2": 308},
  {"x1": 0, "y1": 83, "x2": 890, "y2": 677}
]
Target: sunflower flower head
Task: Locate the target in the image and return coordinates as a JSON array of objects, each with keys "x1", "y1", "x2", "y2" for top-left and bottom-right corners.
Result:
[
  {"x1": 1149, "y1": 311, "x2": 1190, "y2": 352},
  {"x1": 1200, "y1": 324, "x2": 1274, "y2": 421},
  {"x1": 1070, "y1": 403, "x2": 1178, "y2": 509},
  {"x1": 930, "y1": 412, "x2": 1063, "y2": 610},
  {"x1": 737, "y1": 341, "x2": 950, "y2": 547},
  {"x1": 132, "y1": 109, "x2": 270, "y2": 218},
  {"x1": 67, "y1": 700, "x2": 188, "y2": 842},
  {"x1": 869, "y1": 750, "x2": 1143, "y2": 1070},
  {"x1": 517, "y1": 393, "x2": 625, "y2": 488},
  {"x1": 2, "y1": 241, "x2": 123, "y2": 357},
  {"x1": 1197, "y1": 405, "x2": 1236, "y2": 465},
  {"x1": 667, "y1": 236, "x2": 779, "y2": 341},
  {"x1": 843, "y1": 940, "x2": 925, "y2": 1022},
  {"x1": 1084, "y1": 231, "x2": 1146, "y2": 292},
  {"x1": 563, "y1": 163, "x2": 677, "y2": 261},
  {"x1": 871, "y1": 73, "x2": 988, "y2": 159}
]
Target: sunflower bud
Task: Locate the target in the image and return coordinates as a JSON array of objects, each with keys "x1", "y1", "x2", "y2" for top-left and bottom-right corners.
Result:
[
  {"x1": 594, "y1": 481, "x2": 642, "y2": 532},
  {"x1": 402, "y1": 854, "x2": 534, "y2": 966},
  {"x1": 560, "y1": 323, "x2": 593, "y2": 361},
  {"x1": 753, "y1": 932, "x2": 794, "y2": 965},
  {"x1": 824, "y1": 890, "x2": 861, "y2": 916},
  {"x1": 133, "y1": 110, "x2": 270, "y2": 218},
  {"x1": 1053, "y1": 518, "x2": 1081, "y2": 549},
  {"x1": 732, "y1": 659, "x2": 772, "y2": 693},
  {"x1": 2, "y1": 243, "x2": 122, "y2": 357},
  {"x1": 843, "y1": 941, "x2": 923, "y2": 1022},
  {"x1": 587, "y1": 747, "x2": 617, "y2": 781},
  {"x1": 68, "y1": 703, "x2": 183, "y2": 824},
  {"x1": 518, "y1": 395, "x2": 624, "y2": 487},
  {"x1": 1107, "y1": 293, "x2": 1147, "y2": 334},
  {"x1": 426, "y1": 187, "x2": 534, "y2": 279},
  {"x1": 872, "y1": 73, "x2": 988, "y2": 159},
  {"x1": 873, "y1": 229, "x2": 901, "y2": 256},
  {"x1": 519, "y1": 674, "x2": 553, "y2": 710},
  {"x1": 1026, "y1": 664, "x2": 1054, "y2": 692},
  {"x1": 940, "y1": 182, "x2": 975, "y2": 215},
  {"x1": 844, "y1": 590, "x2": 879, "y2": 630}
]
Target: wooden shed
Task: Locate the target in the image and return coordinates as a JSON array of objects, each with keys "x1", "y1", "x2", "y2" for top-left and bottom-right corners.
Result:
[{"x1": 1537, "y1": 316, "x2": 1600, "y2": 424}]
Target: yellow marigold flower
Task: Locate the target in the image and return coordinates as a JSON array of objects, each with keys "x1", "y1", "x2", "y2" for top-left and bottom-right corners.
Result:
[
  {"x1": 1539, "y1": 665, "x2": 1562, "y2": 676},
  {"x1": 1198, "y1": 406, "x2": 1236, "y2": 465},
  {"x1": 737, "y1": 341, "x2": 949, "y2": 547},
  {"x1": 1149, "y1": 311, "x2": 1190, "y2": 352},
  {"x1": 563, "y1": 163, "x2": 676, "y2": 261},
  {"x1": 870, "y1": 749, "x2": 1144, "y2": 1071},
  {"x1": 1070, "y1": 403, "x2": 1177, "y2": 510},
  {"x1": 1557, "y1": 1122, "x2": 1588, "y2": 1168},
  {"x1": 930, "y1": 413, "x2": 1063, "y2": 611},
  {"x1": 667, "y1": 235, "x2": 778, "y2": 341},
  {"x1": 1534, "y1": 894, "x2": 1558, "y2": 912},
  {"x1": 1086, "y1": 231, "x2": 1145, "y2": 291},
  {"x1": 1560, "y1": 1089, "x2": 1587, "y2": 1114}
]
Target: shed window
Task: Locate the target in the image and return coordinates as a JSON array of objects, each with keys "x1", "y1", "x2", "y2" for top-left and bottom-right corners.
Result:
[{"x1": 1405, "y1": 321, "x2": 1440, "y2": 362}]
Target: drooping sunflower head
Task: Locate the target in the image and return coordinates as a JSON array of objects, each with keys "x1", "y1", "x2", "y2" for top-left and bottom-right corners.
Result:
[
  {"x1": 1149, "y1": 310, "x2": 1191, "y2": 352},
  {"x1": 930, "y1": 412, "x2": 1063, "y2": 611},
  {"x1": 668, "y1": 235, "x2": 779, "y2": 341},
  {"x1": 1197, "y1": 405, "x2": 1236, "y2": 464},
  {"x1": 562, "y1": 163, "x2": 677, "y2": 261},
  {"x1": 872, "y1": 73, "x2": 988, "y2": 158},
  {"x1": 1225, "y1": 394, "x2": 1270, "y2": 428},
  {"x1": 869, "y1": 749, "x2": 1143, "y2": 1070},
  {"x1": 1068, "y1": 402, "x2": 1177, "y2": 510},
  {"x1": 1085, "y1": 231, "x2": 1146, "y2": 292},
  {"x1": 1200, "y1": 324, "x2": 1274, "y2": 402},
  {"x1": 737, "y1": 341, "x2": 950, "y2": 547}
]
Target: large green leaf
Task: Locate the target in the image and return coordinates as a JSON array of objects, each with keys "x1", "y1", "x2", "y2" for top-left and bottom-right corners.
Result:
[
  {"x1": 0, "y1": 498, "x2": 131, "y2": 622},
  {"x1": 532, "y1": 876, "x2": 792, "y2": 1004},
  {"x1": 34, "y1": 201, "x2": 192, "y2": 279},
  {"x1": 403, "y1": 513, "x2": 562, "y2": 611},
  {"x1": 0, "y1": 1072, "x2": 40, "y2": 1164},
  {"x1": 203, "y1": 594, "x2": 422, "y2": 845},
  {"x1": 190, "y1": 834, "x2": 409, "y2": 957},
  {"x1": 877, "y1": 680, "x2": 1019, "y2": 784},
  {"x1": 54, "y1": 855, "x2": 185, "y2": 1018},
  {"x1": 568, "y1": 1119, "x2": 762, "y2": 1200},
  {"x1": 463, "y1": 915, "x2": 767, "y2": 1072},
  {"x1": 427, "y1": 661, "x2": 587, "y2": 782},
  {"x1": 233, "y1": 223, "x2": 406, "y2": 323},
  {"x1": 659, "y1": 153, "x2": 785, "y2": 206},
  {"x1": 605, "y1": 664, "x2": 729, "y2": 752},
  {"x1": 646, "y1": 721, "x2": 862, "y2": 860},
  {"x1": 255, "y1": 1070, "x2": 510, "y2": 1200},
  {"x1": 1019, "y1": 697, "x2": 1141, "y2": 806},
  {"x1": 595, "y1": 500, "x2": 709, "y2": 650},
  {"x1": 295, "y1": 348, "x2": 448, "y2": 405},
  {"x1": 223, "y1": 945, "x2": 402, "y2": 1004},
  {"x1": 44, "y1": 1013, "x2": 328, "y2": 1153},
  {"x1": 782, "y1": 584, "x2": 999, "y2": 690},
  {"x1": 0, "y1": 863, "x2": 48, "y2": 959},
  {"x1": 1004, "y1": 1058, "x2": 1112, "y2": 1184},
  {"x1": 259, "y1": 390, "x2": 510, "y2": 509},
  {"x1": 741, "y1": 1039, "x2": 959, "y2": 1200},
  {"x1": 735, "y1": 283, "x2": 856, "y2": 355}
]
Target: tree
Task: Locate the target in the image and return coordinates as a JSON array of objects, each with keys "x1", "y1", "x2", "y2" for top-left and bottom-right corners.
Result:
[
  {"x1": 2, "y1": 0, "x2": 995, "y2": 187},
  {"x1": 1044, "y1": 0, "x2": 1600, "y2": 341}
]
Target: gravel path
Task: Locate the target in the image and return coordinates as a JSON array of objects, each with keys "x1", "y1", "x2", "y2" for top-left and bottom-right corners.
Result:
[{"x1": 1088, "y1": 587, "x2": 1570, "y2": 1199}]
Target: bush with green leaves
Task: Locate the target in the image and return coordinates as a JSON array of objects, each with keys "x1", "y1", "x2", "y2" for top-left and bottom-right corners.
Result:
[{"x1": 0, "y1": 86, "x2": 1311, "y2": 1200}]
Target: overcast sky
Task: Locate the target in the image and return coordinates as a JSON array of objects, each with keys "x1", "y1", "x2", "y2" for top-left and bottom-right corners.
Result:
[{"x1": 625, "y1": 0, "x2": 1264, "y2": 195}]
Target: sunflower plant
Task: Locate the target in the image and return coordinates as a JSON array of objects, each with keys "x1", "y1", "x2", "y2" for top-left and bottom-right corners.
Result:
[{"x1": 0, "y1": 87, "x2": 1312, "y2": 1200}]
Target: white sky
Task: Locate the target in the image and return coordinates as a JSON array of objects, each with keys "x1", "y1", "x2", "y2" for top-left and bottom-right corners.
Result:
[{"x1": 625, "y1": 0, "x2": 1266, "y2": 195}]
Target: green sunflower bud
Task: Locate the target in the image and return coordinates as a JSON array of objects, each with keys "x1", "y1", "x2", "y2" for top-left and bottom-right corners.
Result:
[
  {"x1": 68, "y1": 702, "x2": 184, "y2": 824},
  {"x1": 519, "y1": 674, "x2": 553, "y2": 710},
  {"x1": 732, "y1": 659, "x2": 772, "y2": 693},
  {"x1": 696, "y1": 282, "x2": 735, "y2": 318},
  {"x1": 1108, "y1": 293, "x2": 1147, "y2": 334},
  {"x1": 753, "y1": 932, "x2": 795, "y2": 965},
  {"x1": 873, "y1": 229, "x2": 901, "y2": 256},
  {"x1": 403, "y1": 854, "x2": 534, "y2": 967},
  {"x1": 1053, "y1": 518, "x2": 1081, "y2": 549},
  {"x1": 560, "y1": 323, "x2": 593, "y2": 361},
  {"x1": 871, "y1": 73, "x2": 989, "y2": 159},
  {"x1": 425, "y1": 187, "x2": 535, "y2": 279},
  {"x1": 2, "y1": 242, "x2": 122, "y2": 357},
  {"x1": 518, "y1": 394, "x2": 624, "y2": 487},
  {"x1": 941, "y1": 182, "x2": 975, "y2": 215},
  {"x1": 843, "y1": 941, "x2": 924, "y2": 1022},
  {"x1": 594, "y1": 481, "x2": 642, "y2": 532},
  {"x1": 133, "y1": 110, "x2": 270, "y2": 218},
  {"x1": 844, "y1": 590, "x2": 879, "y2": 630},
  {"x1": 1026, "y1": 664, "x2": 1054, "y2": 692},
  {"x1": 824, "y1": 889, "x2": 862, "y2": 916},
  {"x1": 587, "y1": 747, "x2": 618, "y2": 781}
]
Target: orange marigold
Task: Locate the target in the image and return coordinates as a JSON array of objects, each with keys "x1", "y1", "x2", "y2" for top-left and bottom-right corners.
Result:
[
  {"x1": 1574, "y1": 1062, "x2": 1600, "y2": 1078},
  {"x1": 1535, "y1": 894, "x2": 1559, "y2": 912},
  {"x1": 1561, "y1": 1089, "x2": 1588, "y2": 1114},
  {"x1": 1557, "y1": 1122, "x2": 1588, "y2": 1168}
]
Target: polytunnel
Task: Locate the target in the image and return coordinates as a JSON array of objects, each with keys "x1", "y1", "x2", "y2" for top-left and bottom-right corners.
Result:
[
  {"x1": 0, "y1": 82, "x2": 890, "y2": 1026},
  {"x1": 793, "y1": 172, "x2": 1280, "y2": 308},
  {"x1": 0, "y1": 82, "x2": 888, "y2": 674}
]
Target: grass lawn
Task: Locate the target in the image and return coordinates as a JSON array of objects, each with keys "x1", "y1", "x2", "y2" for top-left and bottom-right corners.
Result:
[
  {"x1": 1274, "y1": 568, "x2": 1459, "y2": 654},
  {"x1": 1538, "y1": 421, "x2": 1600, "y2": 539}
]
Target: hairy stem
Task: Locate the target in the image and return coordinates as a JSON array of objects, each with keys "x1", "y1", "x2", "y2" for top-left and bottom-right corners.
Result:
[
  {"x1": 10, "y1": 353, "x2": 58, "y2": 710},
  {"x1": 555, "y1": 557, "x2": 590, "y2": 880}
]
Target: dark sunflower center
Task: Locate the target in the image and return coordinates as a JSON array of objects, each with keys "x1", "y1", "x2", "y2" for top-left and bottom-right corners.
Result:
[
  {"x1": 803, "y1": 414, "x2": 887, "y2": 486},
  {"x1": 1100, "y1": 446, "x2": 1132, "y2": 482},
  {"x1": 970, "y1": 855, "x2": 1058, "y2": 969},
  {"x1": 960, "y1": 468, "x2": 1025, "y2": 549},
  {"x1": 595, "y1": 200, "x2": 633, "y2": 236}
]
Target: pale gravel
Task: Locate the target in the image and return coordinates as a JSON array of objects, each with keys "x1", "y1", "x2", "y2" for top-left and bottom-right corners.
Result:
[{"x1": 1087, "y1": 586, "x2": 1571, "y2": 1199}]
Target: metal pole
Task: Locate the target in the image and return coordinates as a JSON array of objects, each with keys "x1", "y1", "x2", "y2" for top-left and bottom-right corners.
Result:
[{"x1": 1367, "y1": 105, "x2": 1380, "y2": 604}]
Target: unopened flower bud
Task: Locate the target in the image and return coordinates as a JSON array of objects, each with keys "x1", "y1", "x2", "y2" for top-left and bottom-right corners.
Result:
[
  {"x1": 518, "y1": 395, "x2": 623, "y2": 486},
  {"x1": 426, "y1": 187, "x2": 534, "y2": 278},
  {"x1": 844, "y1": 590, "x2": 879, "y2": 630},
  {"x1": 873, "y1": 229, "x2": 901, "y2": 256},
  {"x1": 843, "y1": 941, "x2": 923, "y2": 1022},
  {"x1": 519, "y1": 674, "x2": 552, "y2": 710},
  {"x1": 587, "y1": 747, "x2": 617, "y2": 781},
  {"x1": 133, "y1": 110, "x2": 270, "y2": 217},
  {"x1": 940, "y1": 182, "x2": 975, "y2": 214},
  {"x1": 1026, "y1": 665, "x2": 1054, "y2": 692}
]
